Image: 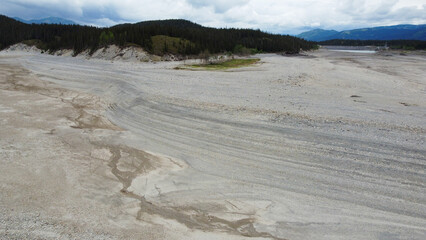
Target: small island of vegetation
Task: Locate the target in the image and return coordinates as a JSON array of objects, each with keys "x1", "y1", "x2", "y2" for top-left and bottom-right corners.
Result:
[{"x1": 176, "y1": 58, "x2": 260, "y2": 71}]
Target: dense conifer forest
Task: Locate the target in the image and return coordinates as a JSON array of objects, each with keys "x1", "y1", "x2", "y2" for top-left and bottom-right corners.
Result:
[
  {"x1": 0, "y1": 15, "x2": 316, "y2": 55},
  {"x1": 319, "y1": 39, "x2": 426, "y2": 50}
]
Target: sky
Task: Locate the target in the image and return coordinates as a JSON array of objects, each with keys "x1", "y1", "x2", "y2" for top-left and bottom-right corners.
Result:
[{"x1": 1, "y1": 0, "x2": 425, "y2": 34}]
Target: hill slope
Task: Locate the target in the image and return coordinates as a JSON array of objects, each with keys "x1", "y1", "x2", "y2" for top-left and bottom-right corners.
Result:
[
  {"x1": 0, "y1": 15, "x2": 315, "y2": 55},
  {"x1": 13, "y1": 17, "x2": 76, "y2": 25},
  {"x1": 298, "y1": 24, "x2": 426, "y2": 41},
  {"x1": 297, "y1": 29, "x2": 339, "y2": 42}
]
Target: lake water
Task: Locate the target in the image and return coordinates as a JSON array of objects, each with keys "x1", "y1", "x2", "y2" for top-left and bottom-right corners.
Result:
[{"x1": 330, "y1": 49, "x2": 376, "y2": 54}]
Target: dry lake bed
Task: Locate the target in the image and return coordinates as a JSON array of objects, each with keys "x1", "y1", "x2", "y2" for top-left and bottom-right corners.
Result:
[{"x1": 0, "y1": 49, "x2": 425, "y2": 240}]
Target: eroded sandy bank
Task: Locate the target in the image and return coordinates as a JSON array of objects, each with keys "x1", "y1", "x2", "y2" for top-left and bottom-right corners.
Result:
[{"x1": 0, "y1": 62, "x2": 260, "y2": 239}]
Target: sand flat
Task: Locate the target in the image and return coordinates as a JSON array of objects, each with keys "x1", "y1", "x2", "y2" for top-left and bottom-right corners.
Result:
[{"x1": 0, "y1": 50, "x2": 425, "y2": 239}]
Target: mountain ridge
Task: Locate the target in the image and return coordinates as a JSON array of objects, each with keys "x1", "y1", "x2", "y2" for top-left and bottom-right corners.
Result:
[
  {"x1": 13, "y1": 17, "x2": 76, "y2": 25},
  {"x1": 297, "y1": 24, "x2": 426, "y2": 41}
]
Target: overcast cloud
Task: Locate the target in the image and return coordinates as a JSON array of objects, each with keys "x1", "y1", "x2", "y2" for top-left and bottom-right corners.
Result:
[{"x1": 1, "y1": 0, "x2": 425, "y2": 34}]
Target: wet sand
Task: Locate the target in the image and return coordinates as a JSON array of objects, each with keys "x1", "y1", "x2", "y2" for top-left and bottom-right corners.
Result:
[{"x1": 0, "y1": 50, "x2": 425, "y2": 239}]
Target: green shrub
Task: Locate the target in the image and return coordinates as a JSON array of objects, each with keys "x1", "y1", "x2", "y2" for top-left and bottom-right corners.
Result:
[{"x1": 99, "y1": 31, "x2": 114, "y2": 46}]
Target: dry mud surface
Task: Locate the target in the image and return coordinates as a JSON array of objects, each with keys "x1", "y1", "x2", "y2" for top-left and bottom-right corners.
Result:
[{"x1": 0, "y1": 50, "x2": 425, "y2": 240}]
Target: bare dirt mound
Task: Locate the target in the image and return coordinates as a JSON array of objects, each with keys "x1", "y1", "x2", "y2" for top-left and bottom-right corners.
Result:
[
  {"x1": 2, "y1": 43, "x2": 159, "y2": 62},
  {"x1": 90, "y1": 45, "x2": 151, "y2": 62}
]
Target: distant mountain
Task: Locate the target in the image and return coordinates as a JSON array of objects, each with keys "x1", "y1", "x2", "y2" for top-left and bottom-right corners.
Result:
[
  {"x1": 297, "y1": 24, "x2": 426, "y2": 41},
  {"x1": 297, "y1": 29, "x2": 339, "y2": 42},
  {"x1": 13, "y1": 17, "x2": 76, "y2": 25}
]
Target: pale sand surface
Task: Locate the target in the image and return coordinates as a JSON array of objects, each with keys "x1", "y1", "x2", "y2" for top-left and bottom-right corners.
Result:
[{"x1": 0, "y1": 49, "x2": 425, "y2": 239}]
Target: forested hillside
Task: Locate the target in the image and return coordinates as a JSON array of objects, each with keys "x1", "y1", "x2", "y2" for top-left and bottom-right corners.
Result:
[{"x1": 0, "y1": 15, "x2": 315, "y2": 55}]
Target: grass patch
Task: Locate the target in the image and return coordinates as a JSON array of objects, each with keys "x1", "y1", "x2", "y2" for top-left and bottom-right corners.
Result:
[
  {"x1": 186, "y1": 58, "x2": 260, "y2": 70},
  {"x1": 124, "y1": 42, "x2": 142, "y2": 48}
]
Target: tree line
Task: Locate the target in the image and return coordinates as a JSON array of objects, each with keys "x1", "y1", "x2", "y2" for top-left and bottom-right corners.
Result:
[
  {"x1": 0, "y1": 15, "x2": 316, "y2": 55},
  {"x1": 319, "y1": 39, "x2": 426, "y2": 50}
]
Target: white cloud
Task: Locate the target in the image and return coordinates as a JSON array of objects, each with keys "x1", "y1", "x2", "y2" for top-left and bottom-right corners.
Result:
[
  {"x1": 0, "y1": 0, "x2": 425, "y2": 34},
  {"x1": 186, "y1": 0, "x2": 249, "y2": 13}
]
